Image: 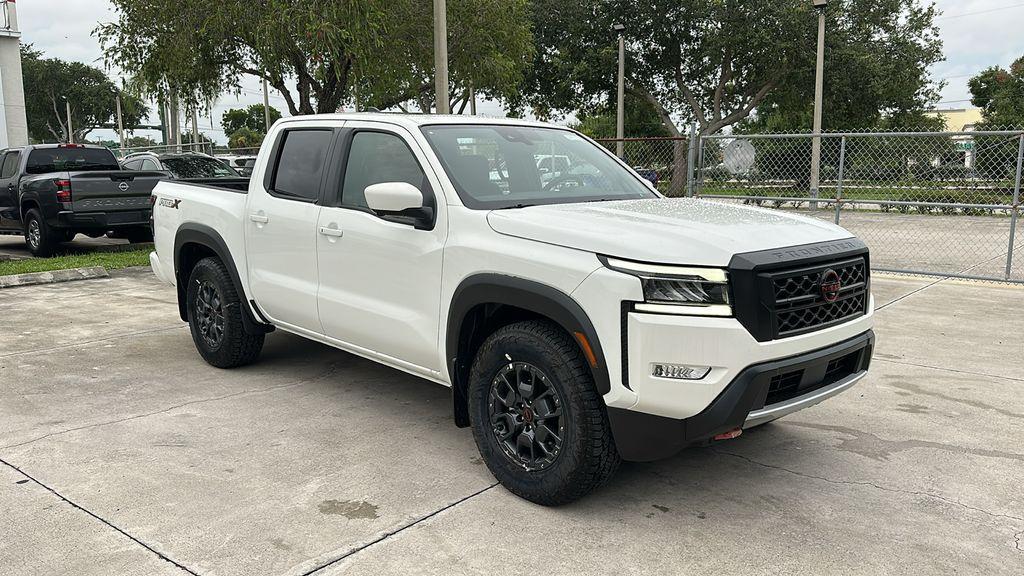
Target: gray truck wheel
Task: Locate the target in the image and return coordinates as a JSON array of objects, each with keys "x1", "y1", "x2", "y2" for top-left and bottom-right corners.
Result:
[
  {"x1": 24, "y1": 209, "x2": 57, "y2": 257},
  {"x1": 186, "y1": 257, "x2": 265, "y2": 368},
  {"x1": 468, "y1": 320, "x2": 621, "y2": 505}
]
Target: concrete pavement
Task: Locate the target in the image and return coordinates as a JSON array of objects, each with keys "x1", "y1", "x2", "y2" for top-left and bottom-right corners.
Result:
[{"x1": 0, "y1": 269, "x2": 1022, "y2": 575}]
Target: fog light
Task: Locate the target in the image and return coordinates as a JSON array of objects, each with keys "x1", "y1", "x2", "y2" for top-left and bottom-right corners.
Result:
[{"x1": 651, "y1": 363, "x2": 711, "y2": 380}]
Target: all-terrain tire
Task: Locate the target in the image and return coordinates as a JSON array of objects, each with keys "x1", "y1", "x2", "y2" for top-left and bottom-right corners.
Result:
[
  {"x1": 23, "y1": 209, "x2": 58, "y2": 257},
  {"x1": 186, "y1": 257, "x2": 264, "y2": 368},
  {"x1": 468, "y1": 320, "x2": 621, "y2": 506}
]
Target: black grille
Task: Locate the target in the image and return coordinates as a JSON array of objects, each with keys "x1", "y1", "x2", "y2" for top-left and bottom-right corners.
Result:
[
  {"x1": 768, "y1": 257, "x2": 868, "y2": 338},
  {"x1": 762, "y1": 349, "x2": 863, "y2": 407},
  {"x1": 765, "y1": 370, "x2": 804, "y2": 406}
]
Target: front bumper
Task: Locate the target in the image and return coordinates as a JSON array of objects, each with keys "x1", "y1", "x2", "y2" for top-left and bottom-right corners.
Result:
[{"x1": 607, "y1": 329, "x2": 874, "y2": 461}]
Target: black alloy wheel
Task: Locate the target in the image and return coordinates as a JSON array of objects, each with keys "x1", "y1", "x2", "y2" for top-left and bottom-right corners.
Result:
[{"x1": 488, "y1": 362, "x2": 565, "y2": 471}]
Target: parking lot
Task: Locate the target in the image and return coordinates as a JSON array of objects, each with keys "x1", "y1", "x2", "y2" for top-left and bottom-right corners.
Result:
[{"x1": 1, "y1": 267, "x2": 1022, "y2": 575}]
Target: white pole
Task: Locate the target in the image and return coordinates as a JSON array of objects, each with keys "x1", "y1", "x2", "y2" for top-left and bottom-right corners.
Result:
[
  {"x1": 616, "y1": 33, "x2": 625, "y2": 158},
  {"x1": 810, "y1": 8, "x2": 826, "y2": 205},
  {"x1": 115, "y1": 94, "x2": 125, "y2": 150},
  {"x1": 469, "y1": 82, "x2": 476, "y2": 115},
  {"x1": 192, "y1": 107, "x2": 200, "y2": 153},
  {"x1": 262, "y1": 77, "x2": 271, "y2": 131},
  {"x1": 65, "y1": 99, "x2": 73, "y2": 143},
  {"x1": 433, "y1": 0, "x2": 450, "y2": 114}
]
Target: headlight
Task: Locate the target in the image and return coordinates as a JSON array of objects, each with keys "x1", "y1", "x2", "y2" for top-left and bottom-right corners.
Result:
[{"x1": 603, "y1": 257, "x2": 731, "y2": 316}]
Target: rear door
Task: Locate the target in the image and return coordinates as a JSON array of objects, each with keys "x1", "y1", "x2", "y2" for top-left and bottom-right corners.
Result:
[
  {"x1": 0, "y1": 149, "x2": 21, "y2": 229},
  {"x1": 245, "y1": 124, "x2": 339, "y2": 333},
  {"x1": 315, "y1": 122, "x2": 447, "y2": 373}
]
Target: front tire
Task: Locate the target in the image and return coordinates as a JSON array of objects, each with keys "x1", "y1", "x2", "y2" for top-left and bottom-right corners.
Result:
[
  {"x1": 468, "y1": 320, "x2": 620, "y2": 505},
  {"x1": 23, "y1": 209, "x2": 57, "y2": 257},
  {"x1": 186, "y1": 257, "x2": 264, "y2": 368}
]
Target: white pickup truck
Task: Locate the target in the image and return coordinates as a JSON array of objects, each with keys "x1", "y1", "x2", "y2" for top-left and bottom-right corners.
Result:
[{"x1": 150, "y1": 114, "x2": 874, "y2": 505}]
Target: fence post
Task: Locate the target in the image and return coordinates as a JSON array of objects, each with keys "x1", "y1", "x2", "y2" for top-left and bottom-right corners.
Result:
[
  {"x1": 1005, "y1": 134, "x2": 1024, "y2": 280},
  {"x1": 834, "y1": 136, "x2": 846, "y2": 225},
  {"x1": 686, "y1": 124, "x2": 698, "y2": 197}
]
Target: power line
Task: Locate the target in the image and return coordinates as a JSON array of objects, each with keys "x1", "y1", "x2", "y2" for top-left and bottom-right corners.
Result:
[{"x1": 936, "y1": 2, "x2": 1024, "y2": 20}]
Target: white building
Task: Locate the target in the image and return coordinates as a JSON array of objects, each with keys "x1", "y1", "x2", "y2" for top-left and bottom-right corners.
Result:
[{"x1": 0, "y1": 0, "x2": 28, "y2": 148}]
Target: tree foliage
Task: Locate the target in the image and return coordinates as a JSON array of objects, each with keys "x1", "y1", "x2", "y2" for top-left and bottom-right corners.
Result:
[
  {"x1": 969, "y1": 56, "x2": 1024, "y2": 128},
  {"x1": 222, "y1": 105, "x2": 282, "y2": 135},
  {"x1": 97, "y1": 0, "x2": 533, "y2": 116},
  {"x1": 228, "y1": 127, "x2": 265, "y2": 150},
  {"x1": 20, "y1": 45, "x2": 149, "y2": 143},
  {"x1": 571, "y1": 94, "x2": 671, "y2": 139},
  {"x1": 521, "y1": 0, "x2": 942, "y2": 192}
]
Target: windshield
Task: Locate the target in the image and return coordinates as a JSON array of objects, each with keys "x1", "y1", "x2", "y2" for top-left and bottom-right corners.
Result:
[
  {"x1": 25, "y1": 147, "x2": 120, "y2": 174},
  {"x1": 421, "y1": 124, "x2": 656, "y2": 209},
  {"x1": 162, "y1": 156, "x2": 239, "y2": 179}
]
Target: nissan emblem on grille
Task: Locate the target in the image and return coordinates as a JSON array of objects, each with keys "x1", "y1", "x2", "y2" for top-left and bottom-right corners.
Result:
[
  {"x1": 118, "y1": 181, "x2": 130, "y2": 192},
  {"x1": 820, "y1": 269, "x2": 841, "y2": 303}
]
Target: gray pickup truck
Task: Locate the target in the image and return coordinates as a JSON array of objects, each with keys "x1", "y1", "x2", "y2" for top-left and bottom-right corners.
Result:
[{"x1": 0, "y1": 144, "x2": 163, "y2": 256}]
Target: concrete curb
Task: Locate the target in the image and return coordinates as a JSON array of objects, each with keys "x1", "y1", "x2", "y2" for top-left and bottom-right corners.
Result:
[{"x1": 0, "y1": 266, "x2": 110, "y2": 289}]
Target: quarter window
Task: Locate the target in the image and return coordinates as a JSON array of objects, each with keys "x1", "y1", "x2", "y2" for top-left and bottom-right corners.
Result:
[
  {"x1": 341, "y1": 131, "x2": 429, "y2": 209},
  {"x1": 141, "y1": 159, "x2": 159, "y2": 171},
  {"x1": 1, "y1": 152, "x2": 19, "y2": 179},
  {"x1": 271, "y1": 130, "x2": 333, "y2": 201}
]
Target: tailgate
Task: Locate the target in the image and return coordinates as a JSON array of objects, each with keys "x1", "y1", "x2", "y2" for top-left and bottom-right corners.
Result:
[{"x1": 69, "y1": 171, "x2": 165, "y2": 212}]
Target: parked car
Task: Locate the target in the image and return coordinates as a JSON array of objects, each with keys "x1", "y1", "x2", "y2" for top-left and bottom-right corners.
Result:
[
  {"x1": 121, "y1": 151, "x2": 242, "y2": 180},
  {"x1": 0, "y1": 144, "x2": 163, "y2": 256},
  {"x1": 217, "y1": 155, "x2": 259, "y2": 177},
  {"x1": 150, "y1": 114, "x2": 875, "y2": 505}
]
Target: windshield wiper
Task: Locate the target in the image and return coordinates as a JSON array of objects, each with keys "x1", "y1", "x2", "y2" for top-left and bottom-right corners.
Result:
[{"x1": 495, "y1": 203, "x2": 536, "y2": 210}]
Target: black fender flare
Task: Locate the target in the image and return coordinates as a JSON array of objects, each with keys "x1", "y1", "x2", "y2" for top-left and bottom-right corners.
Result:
[
  {"x1": 173, "y1": 223, "x2": 273, "y2": 334},
  {"x1": 446, "y1": 274, "x2": 610, "y2": 426}
]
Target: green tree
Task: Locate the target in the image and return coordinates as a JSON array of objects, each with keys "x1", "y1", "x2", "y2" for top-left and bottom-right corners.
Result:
[
  {"x1": 521, "y1": 0, "x2": 942, "y2": 193},
  {"x1": 969, "y1": 57, "x2": 1024, "y2": 128},
  {"x1": 125, "y1": 135, "x2": 159, "y2": 149},
  {"x1": 222, "y1": 105, "x2": 282, "y2": 136},
  {"x1": 20, "y1": 45, "x2": 149, "y2": 143},
  {"x1": 228, "y1": 127, "x2": 265, "y2": 150},
  {"x1": 570, "y1": 94, "x2": 671, "y2": 139},
  {"x1": 98, "y1": 0, "x2": 532, "y2": 116}
]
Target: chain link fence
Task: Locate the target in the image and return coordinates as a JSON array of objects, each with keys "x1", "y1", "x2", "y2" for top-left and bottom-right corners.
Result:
[{"x1": 602, "y1": 129, "x2": 1024, "y2": 283}]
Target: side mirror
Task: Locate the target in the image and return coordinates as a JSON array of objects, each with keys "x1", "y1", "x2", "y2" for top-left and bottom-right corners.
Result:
[
  {"x1": 364, "y1": 181, "x2": 424, "y2": 212},
  {"x1": 363, "y1": 181, "x2": 434, "y2": 229}
]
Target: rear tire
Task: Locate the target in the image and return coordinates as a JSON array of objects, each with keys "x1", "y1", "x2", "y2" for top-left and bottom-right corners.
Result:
[
  {"x1": 186, "y1": 257, "x2": 264, "y2": 368},
  {"x1": 468, "y1": 320, "x2": 620, "y2": 506},
  {"x1": 23, "y1": 209, "x2": 57, "y2": 257}
]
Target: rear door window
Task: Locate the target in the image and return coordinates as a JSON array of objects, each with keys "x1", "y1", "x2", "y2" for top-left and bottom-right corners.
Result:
[{"x1": 271, "y1": 130, "x2": 333, "y2": 201}]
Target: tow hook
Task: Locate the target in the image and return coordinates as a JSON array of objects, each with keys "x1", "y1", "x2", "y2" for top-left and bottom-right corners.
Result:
[{"x1": 712, "y1": 428, "x2": 743, "y2": 441}]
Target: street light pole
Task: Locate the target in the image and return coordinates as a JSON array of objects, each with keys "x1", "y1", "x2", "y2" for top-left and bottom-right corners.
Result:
[
  {"x1": 613, "y1": 23, "x2": 626, "y2": 158},
  {"x1": 115, "y1": 94, "x2": 126, "y2": 151},
  {"x1": 64, "y1": 99, "x2": 73, "y2": 144},
  {"x1": 434, "y1": 0, "x2": 450, "y2": 114},
  {"x1": 810, "y1": 0, "x2": 827, "y2": 206},
  {"x1": 262, "y1": 78, "x2": 271, "y2": 131}
]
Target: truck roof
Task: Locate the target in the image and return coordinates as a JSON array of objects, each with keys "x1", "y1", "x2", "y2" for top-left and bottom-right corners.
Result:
[{"x1": 276, "y1": 113, "x2": 558, "y2": 131}]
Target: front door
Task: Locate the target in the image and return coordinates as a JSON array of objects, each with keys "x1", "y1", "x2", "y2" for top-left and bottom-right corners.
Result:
[
  {"x1": 245, "y1": 126, "x2": 338, "y2": 333},
  {"x1": 0, "y1": 150, "x2": 22, "y2": 229},
  {"x1": 315, "y1": 124, "x2": 447, "y2": 373}
]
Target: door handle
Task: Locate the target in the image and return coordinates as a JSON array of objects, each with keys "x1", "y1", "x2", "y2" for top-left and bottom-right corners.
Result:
[
  {"x1": 249, "y1": 213, "x2": 269, "y2": 224},
  {"x1": 318, "y1": 226, "x2": 344, "y2": 237}
]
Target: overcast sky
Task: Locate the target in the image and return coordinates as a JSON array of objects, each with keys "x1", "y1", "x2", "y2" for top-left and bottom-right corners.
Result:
[{"x1": 12, "y1": 0, "x2": 1024, "y2": 143}]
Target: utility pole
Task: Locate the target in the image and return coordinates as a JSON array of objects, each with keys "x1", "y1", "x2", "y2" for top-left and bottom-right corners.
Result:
[
  {"x1": 115, "y1": 94, "x2": 126, "y2": 150},
  {"x1": 192, "y1": 106, "x2": 200, "y2": 153},
  {"x1": 262, "y1": 77, "x2": 271, "y2": 131},
  {"x1": 469, "y1": 81, "x2": 476, "y2": 115},
  {"x1": 810, "y1": 0, "x2": 828, "y2": 207},
  {"x1": 433, "y1": 0, "x2": 450, "y2": 114},
  {"x1": 65, "y1": 99, "x2": 73, "y2": 144},
  {"x1": 613, "y1": 23, "x2": 626, "y2": 158}
]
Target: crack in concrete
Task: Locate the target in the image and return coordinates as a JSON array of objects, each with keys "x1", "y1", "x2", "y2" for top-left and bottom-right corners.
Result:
[
  {"x1": 0, "y1": 456, "x2": 201, "y2": 575},
  {"x1": 300, "y1": 482, "x2": 500, "y2": 575},
  {"x1": 1, "y1": 363, "x2": 342, "y2": 451},
  {"x1": 712, "y1": 448, "x2": 1024, "y2": 538},
  {"x1": 875, "y1": 275, "x2": 947, "y2": 311},
  {"x1": 1016, "y1": 529, "x2": 1023, "y2": 553},
  {"x1": 875, "y1": 357, "x2": 1024, "y2": 384}
]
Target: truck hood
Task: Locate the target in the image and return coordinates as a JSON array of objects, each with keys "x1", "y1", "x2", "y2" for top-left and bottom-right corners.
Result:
[{"x1": 486, "y1": 198, "x2": 854, "y2": 266}]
